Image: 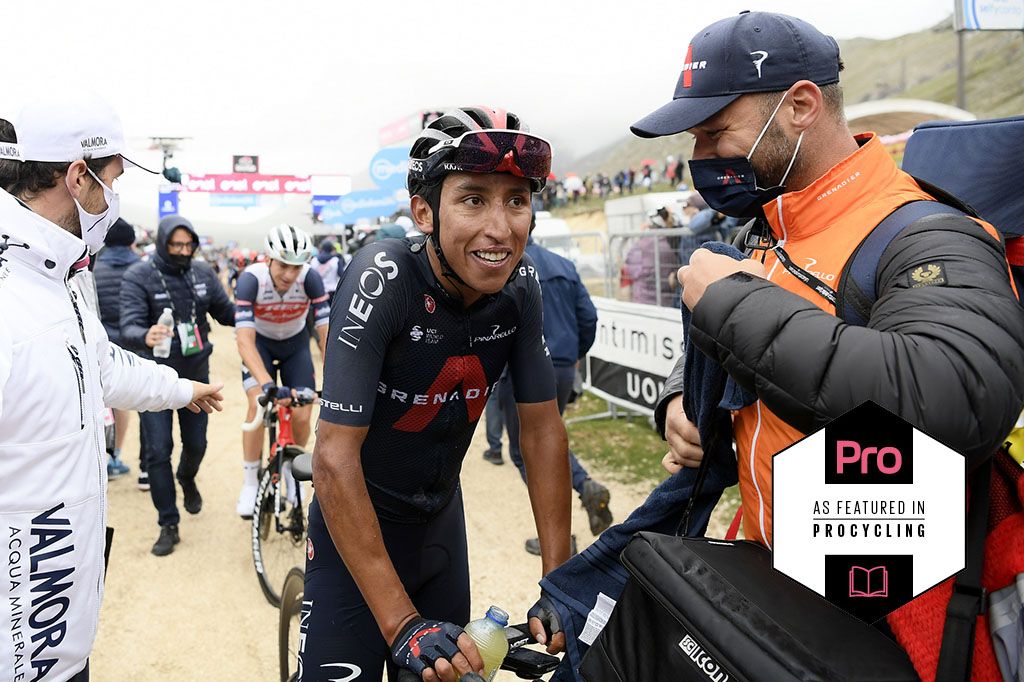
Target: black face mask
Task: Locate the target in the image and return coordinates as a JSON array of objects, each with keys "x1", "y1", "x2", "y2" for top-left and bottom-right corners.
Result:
[
  {"x1": 168, "y1": 253, "x2": 193, "y2": 269},
  {"x1": 688, "y1": 94, "x2": 803, "y2": 219}
]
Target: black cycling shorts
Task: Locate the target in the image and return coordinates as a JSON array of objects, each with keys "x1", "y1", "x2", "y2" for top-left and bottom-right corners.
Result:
[
  {"x1": 299, "y1": 489, "x2": 470, "y2": 681},
  {"x1": 241, "y1": 331, "x2": 316, "y2": 393}
]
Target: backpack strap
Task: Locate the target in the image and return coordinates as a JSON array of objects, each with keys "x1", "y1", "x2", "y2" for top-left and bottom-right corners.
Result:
[
  {"x1": 935, "y1": 456, "x2": 992, "y2": 682},
  {"x1": 838, "y1": 201, "x2": 966, "y2": 325},
  {"x1": 839, "y1": 195, "x2": 991, "y2": 682}
]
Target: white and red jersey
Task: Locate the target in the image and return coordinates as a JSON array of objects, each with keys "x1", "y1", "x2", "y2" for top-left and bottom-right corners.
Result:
[{"x1": 234, "y1": 262, "x2": 330, "y2": 341}]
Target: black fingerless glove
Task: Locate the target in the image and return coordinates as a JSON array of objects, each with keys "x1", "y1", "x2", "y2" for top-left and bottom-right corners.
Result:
[
  {"x1": 527, "y1": 594, "x2": 562, "y2": 639},
  {"x1": 390, "y1": 617, "x2": 465, "y2": 675}
]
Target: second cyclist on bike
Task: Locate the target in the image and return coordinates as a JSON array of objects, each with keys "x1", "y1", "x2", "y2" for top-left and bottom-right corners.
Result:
[{"x1": 235, "y1": 224, "x2": 330, "y2": 517}]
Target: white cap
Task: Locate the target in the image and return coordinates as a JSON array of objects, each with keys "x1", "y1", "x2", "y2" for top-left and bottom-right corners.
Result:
[{"x1": 0, "y1": 91, "x2": 158, "y2": 173}]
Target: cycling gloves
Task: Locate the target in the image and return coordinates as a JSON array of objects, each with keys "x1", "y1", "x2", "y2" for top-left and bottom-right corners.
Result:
[
  {"x1": 527, "y1": 594, "x2": 563, "y2": 638},
  {"x1": 390, "y1": 617, "x2": 465, "y2": 675}
]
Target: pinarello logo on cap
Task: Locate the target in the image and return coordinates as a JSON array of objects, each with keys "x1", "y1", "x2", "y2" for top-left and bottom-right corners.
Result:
[
  {"x1": 424, "y1": 294, "x2": 436, "y2": 313},
  {"x1": 680, "y1": 45, "x2": 708, "y2": 89}
]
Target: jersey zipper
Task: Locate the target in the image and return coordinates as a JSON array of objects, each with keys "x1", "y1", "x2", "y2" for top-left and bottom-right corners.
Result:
[
  {"x1": 65, "y1": 335, "x2": 86, "y2": 430},
  {"x1": 67, "y1": 274, "x2": 108, "y2": 632}
]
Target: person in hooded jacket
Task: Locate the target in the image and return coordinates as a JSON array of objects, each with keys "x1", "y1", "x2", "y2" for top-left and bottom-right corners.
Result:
[
  {"x1": 120, "y1": 215, "x2": 235, "y2": 555},
  {"x1": 94, "y1": 218, "x2": 142, "y2": 480},
  {"x1": 312, "y1": 238, "x2": 346, "y2": 304}
]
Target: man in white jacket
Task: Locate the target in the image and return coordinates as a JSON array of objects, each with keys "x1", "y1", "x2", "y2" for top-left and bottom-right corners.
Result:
[{"x1": 0, "y1": 94, "x2": 223, "y2": 681}]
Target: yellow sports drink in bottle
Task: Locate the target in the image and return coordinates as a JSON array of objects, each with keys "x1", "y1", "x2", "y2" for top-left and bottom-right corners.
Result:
[{"x1": 464, "y1": 605, "x2": 509, "y2": 681}]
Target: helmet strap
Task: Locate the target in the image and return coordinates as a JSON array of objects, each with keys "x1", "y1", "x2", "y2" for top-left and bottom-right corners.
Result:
[{"x1": 422, "y1": 185, "x2": 471, "y2": 296}]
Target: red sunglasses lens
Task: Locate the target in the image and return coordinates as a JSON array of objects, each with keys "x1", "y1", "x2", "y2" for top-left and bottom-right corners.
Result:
[{"x1": 450, "y1": 132, "x2": 551, "y2": 179}]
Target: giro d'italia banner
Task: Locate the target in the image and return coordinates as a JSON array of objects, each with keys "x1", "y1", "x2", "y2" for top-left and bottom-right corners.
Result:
[
  {"x1": 583, "y1": 297, "x2": 684, "y2": 416},
  {"x1": 773, "y1": 401, "x2": 966, "y2": 623}
]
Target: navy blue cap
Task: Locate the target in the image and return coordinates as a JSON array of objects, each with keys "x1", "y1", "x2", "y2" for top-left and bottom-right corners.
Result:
[{"x1": 631, "y1": 11, "x2": 841, "y2": 138}]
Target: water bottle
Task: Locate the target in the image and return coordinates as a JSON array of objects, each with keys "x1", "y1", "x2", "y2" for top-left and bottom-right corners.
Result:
[
  {"x1": 464, "y1": 605, "x2": 509, "y2": 681},
  {"x1": 153, "y1": 308, "x2": 173, "y2": 358}
]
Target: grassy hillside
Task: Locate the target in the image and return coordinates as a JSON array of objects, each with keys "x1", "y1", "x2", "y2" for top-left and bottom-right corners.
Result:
[{"x1": 570, "y1": 17, "x2": 1024, "y2": 177}]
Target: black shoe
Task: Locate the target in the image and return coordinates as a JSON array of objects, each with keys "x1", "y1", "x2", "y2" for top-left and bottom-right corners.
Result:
[
  {"x1": 151, "y1": 525, "x2": 180, "y2": 556},
  {"x1": 580, "y1": 479, "x2": 613, "y2": 536},
  {"x1": 525, "y1": 535, "x2": 577, "y2": 556},
  {"x1": 482, "y1": 449, "x2": 504, "y2": 465},
  {"x1": 179, "y1": 477, "x2": 202, "y2": 515}
]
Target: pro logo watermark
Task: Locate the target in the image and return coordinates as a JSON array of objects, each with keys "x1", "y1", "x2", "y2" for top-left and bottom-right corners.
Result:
[{"x1": 773, "y1": 401, "x2": 965, "y2": 623}]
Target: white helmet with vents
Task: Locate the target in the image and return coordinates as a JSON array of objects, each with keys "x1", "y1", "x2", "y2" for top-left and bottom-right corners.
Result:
[{"x1": 264, "y1": 224, "x2": 314, "y2": 265}]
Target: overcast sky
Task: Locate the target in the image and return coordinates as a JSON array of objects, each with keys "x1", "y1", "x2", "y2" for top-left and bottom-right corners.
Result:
[
  {"x1": 6, "y1": 1, "x2": 954, "y2": 178},
  {"x1": 4, "y1": 1, "x2": 955, "y2": 235}
]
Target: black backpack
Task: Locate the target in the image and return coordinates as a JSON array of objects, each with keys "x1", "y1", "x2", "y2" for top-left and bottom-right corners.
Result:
[{"x1": 840, "y1": 115, "x2": 1024, "y2": 324}]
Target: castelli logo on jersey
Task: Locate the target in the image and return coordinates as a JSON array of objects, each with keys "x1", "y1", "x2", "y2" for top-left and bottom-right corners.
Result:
[
  {"x1": 424, "y1": 294, "x2": 436, "y2": 314},
  {"x1": 306, "y1": 538, "x2": 314, "y2": 561}
]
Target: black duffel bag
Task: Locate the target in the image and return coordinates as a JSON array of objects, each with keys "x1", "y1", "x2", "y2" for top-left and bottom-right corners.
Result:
[{"x1": 579, "y1": 531, "x2": 920, "y2": 682}]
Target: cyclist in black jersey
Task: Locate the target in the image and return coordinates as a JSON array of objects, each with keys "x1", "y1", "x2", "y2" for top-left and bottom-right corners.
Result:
[{"x1": 304, "y1": 107, "x2": 572, "y2": 682}]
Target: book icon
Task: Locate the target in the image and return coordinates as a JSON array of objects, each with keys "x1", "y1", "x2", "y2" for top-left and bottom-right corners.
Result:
[{"x1": 849, "y1": 565, "x2": 889, "y2": 598}]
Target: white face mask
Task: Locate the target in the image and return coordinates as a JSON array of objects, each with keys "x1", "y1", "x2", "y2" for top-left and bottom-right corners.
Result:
[{"x1": 72, "y1": 167, "x2": 120, "y2": 254}]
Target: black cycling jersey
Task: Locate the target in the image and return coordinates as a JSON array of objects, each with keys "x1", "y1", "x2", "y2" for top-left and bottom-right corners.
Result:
[{"x1": 318, "y1": 237, "x2": 556, "y2": 522}]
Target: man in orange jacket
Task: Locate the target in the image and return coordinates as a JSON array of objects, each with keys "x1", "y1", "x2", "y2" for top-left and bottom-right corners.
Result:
[{"x1": 635, "y1": 11, "x2": 1024, "y2": 681}]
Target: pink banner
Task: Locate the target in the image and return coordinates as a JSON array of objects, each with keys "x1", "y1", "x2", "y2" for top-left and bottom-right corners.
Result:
[{"x1": 181, "y1": 174, "x2": 312, "y2": 194}]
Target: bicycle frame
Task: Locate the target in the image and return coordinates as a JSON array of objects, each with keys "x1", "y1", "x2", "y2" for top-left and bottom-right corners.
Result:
[
  {"x1": 263, "y1": 402, "x2": 305, "y2": 537},
  {"x1": 247, "y1": 386, "x2": 319, "y2": 607}
]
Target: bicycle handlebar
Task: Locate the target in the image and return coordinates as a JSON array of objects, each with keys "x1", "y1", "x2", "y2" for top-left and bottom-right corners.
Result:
[
  {"x1": 394, "y1": 622, "x2": 558, "y2": 682},
  {"x1": 240, "y1": 386, "x2": 321, "y2": 431}
]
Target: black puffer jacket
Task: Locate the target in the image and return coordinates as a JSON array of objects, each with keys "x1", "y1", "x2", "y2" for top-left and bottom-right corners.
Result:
[
  {"x1": 658, "y1": 213, "x2": 1024, "y2": 466},
  {"x1": 93, "y1": 245, "x2": 138, "y2": 343},
  {"x1": 120, "y1": 216, "x2": 234, "y2": 372}
]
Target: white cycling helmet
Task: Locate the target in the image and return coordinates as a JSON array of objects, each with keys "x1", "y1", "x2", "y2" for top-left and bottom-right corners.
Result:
[{"x1": 265, "y1": 224, "x2": 314, "y2": 265}]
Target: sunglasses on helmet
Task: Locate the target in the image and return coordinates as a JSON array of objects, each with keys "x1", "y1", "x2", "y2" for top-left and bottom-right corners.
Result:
[{"x1": 413, "y1": 129, "x2": 552, "y2": 185}]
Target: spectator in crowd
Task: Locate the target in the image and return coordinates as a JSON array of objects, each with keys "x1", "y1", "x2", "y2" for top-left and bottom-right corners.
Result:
[
  {"x1": 677, "y1": 192, "x2": 740, "y2": 266},
  {"x1": 634, "y1": 11, "x2": 1024, "y2": 679},
  {"x1": 0, "y1": 92, "x2": 223, "y2": 681},
  {"x1": 674, "y1": 155, "x2": 686, "y2": 187},
  {"x1": 623, "y1": 207, "x2": 680, "y2": 306},
  {"x1": 395, "y1": 215, "x2": 418, "y2": 238},
  {"x1": 120, "y1": 215, "x2": 235, "y2": 556},
  {"x1": 94, "y1": 218, "x2": 143, "y2": 480},
  {"x1": 313, "y1": 237, "x2": 346, "y2": 304},
  {"x1": 497, "y1": 236, "x2": 612, "y2": 554},
  {"x1": 481, "y1": 390, "x2": 506, "y2": 465}
]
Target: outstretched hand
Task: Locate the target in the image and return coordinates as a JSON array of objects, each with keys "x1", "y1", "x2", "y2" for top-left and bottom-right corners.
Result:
[{"x1": 186, "y1": 381, "x2": 224, "y2": 414}]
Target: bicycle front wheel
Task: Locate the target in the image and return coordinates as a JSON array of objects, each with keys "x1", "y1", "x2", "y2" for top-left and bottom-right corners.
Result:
[
  {"x1": 252, "y1": 462, "x2": 309, "y2": 607},
  {"x1": 279, "y1": 566, "x2": 305, "y2": 682}
]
